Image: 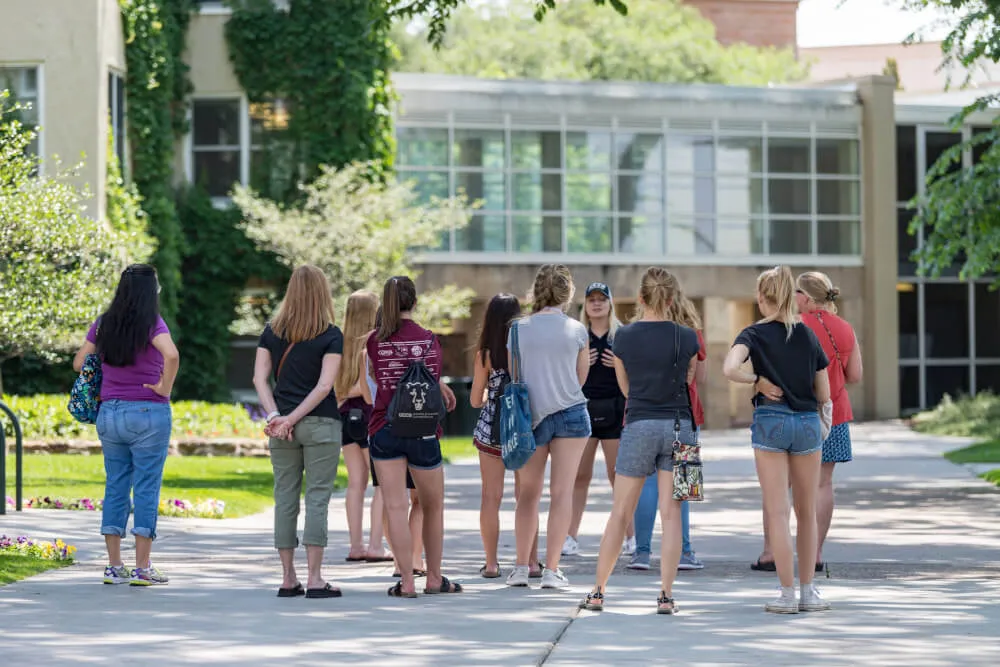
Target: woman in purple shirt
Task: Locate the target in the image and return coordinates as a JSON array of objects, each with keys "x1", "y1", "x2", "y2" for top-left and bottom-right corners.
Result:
[{"x1": 74, "y1": 264, "x2": 180, "y2": 586}]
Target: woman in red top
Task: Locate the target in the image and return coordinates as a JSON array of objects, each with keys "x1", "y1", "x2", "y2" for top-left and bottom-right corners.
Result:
[{"x1": 751, "y1": 271, "x2": 863, "y2": 572}]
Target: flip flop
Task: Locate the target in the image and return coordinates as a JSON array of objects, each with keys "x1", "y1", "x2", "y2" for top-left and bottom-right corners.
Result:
[
  {"x1": 424, "y1": 576, "x2": 463, "y2": 595},
  {"x1": 480, "y1": 565, "x2": 502, "y2": 579},
  {"x1": 277, "y1": 583, "x2": 304, "y2": 598},
  {"x1": 387, "y1": 582, "x2": 417, "y2": 598},
  {"x1": 365, "y1": 554, "x2": 395, "y2": 563},
  {"x1": 305, "y1": 583, "x2": 343, "y2": 599},
  {"x1": 750, "y1": 558, "x2": 777, "y2": 572},
  {"x1": 345, "y1": 556, "x2": 367, "y2": 563},
  {"x1": 392, "y1": 569, "x2": 427, "y2": 578}
]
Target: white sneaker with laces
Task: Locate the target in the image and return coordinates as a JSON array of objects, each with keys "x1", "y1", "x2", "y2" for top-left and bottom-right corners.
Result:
[
  {"x1": 799, "y1": 583, "x2": 831, "y2": 612},
  {"x1": 540, "y1": 568, "x2": 570, "y2": 590},
  {"x1": 765, "y1": 587, "x2": 799, "y2": 614},
  {"x1": 506, "y1": 565, "x2": 530, "y2": 588},
  {"x1": 561, "y1": 535, "x2": 580, "y2": 556},
  {"x1": 103, "y1": 564, "x2": 131, "y2": 585},
  {"x1": 622, "y1": 536, "x2": 637, "y2": 556}
]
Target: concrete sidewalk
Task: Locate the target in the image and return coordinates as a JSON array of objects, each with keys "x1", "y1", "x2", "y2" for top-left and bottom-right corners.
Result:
[{"x1": 1, "y1": 422, "x2": 999, "y2": 666}]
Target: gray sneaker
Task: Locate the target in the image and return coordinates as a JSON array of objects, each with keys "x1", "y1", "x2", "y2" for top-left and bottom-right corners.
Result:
[
  {"x1": 103, "y1": 564, "x2": 131, "y2": 585},
  {"x1": 130, "y1": 564, "x2": 169, "y2": 586},
  {"x1": 678, "y1": 552, "x2": 705, "y2": 570},
  {"x1": 626, "y1": 551, "x2": 651, "y2": 571},
  {"x1": 799, "y1": 583, "x2": 831, "y2": 612},
  {"x1": 765, "y1": 588, "x2": 799, "y2": 614}
]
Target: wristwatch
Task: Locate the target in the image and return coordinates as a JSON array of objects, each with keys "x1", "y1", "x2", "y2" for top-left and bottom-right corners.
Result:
[{"x1": 266, "y1": 411, "x2": 280, "y2": 424}]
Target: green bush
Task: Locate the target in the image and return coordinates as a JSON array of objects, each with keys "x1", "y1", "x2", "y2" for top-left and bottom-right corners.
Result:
[
  {"x1": 1, "y1": 394, "x2": 262, "y2": 441},
  {"x1": 911, "y1": 392, "x2": 1000, "y2": 439}
]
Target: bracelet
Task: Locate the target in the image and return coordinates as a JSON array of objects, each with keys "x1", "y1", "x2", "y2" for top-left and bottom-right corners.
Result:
[{"x1": 266, "y1": 411, "x2": 280, "y2": 424}]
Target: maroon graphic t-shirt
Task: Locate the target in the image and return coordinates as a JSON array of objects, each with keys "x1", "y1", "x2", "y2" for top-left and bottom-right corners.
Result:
[{"x1": 366, "y1": 319, "x2": 442, "y2": 437}]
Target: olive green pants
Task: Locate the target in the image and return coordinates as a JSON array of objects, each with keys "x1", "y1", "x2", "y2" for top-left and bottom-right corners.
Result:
[{"x1": 269, "y1": 416, "x2": 342, "y2": 549}]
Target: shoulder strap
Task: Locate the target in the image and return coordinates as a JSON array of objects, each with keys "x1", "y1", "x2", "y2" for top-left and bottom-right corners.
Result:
[
  {"x1": 510, "y1": 321, "x2": 522, "y2": 383},
  {"x1": 276, "y1": 342, "x2": 296, "y2": 380},
  {"x1": 813, "y1": 313, "x2": 843, "y2": 369}
]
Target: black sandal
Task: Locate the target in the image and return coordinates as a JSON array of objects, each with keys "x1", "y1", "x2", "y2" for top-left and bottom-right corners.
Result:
[
  {"x1": 277, "y1": 583, "x2": 304, "y2": 598},
  {"x1": 579, "y1": 587, "x2": 604, "y2": 611},
  {"x1": 751, "y1": 558, "x2": 777, "y2": 572},
  {"x1": 480, "y1": 565, "x2": 502, "y2": 579},
  {"x1": 657, "y1": 591, "x2": 677, "y2": 615},
  {"x1": 392, "y1": 568, "x2": 428, "y2": 578},
  {"x1": 305, "y1": 583, "x2": 342, "y2": 599},
  {"x1": 387, "y1": 581, "x2": 417, "y2": 598},
  {"x1": 424, "y1": 576, "x2": 463, "y2": 595}
]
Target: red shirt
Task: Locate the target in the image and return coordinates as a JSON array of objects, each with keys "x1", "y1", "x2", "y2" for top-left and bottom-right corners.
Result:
[
  {"x1": 801, "y1": 311, "x2": 855, "y2": 425},
  {"x1": 366, "y1": 320, "x2": 443, "y2": 437},
  {"x1": 689, "y1": 330, "x2": 708, "y2": 428}
]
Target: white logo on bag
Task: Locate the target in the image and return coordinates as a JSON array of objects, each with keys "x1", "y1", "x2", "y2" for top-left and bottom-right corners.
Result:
[{"x1": 407, "y1": 381, "x2": 430, "y2": 411}]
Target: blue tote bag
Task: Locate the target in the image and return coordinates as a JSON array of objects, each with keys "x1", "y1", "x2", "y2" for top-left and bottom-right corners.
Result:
[{"x1": 500, "y1": 321, "x2": 536, "y2": 470}]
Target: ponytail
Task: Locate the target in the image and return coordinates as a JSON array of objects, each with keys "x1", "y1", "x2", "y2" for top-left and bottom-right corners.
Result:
[
  {"x1": 638, "y1": 267, "x2": 680, "y2": 318},
  {"x1": 757, "y1": 265, "x2": 798, "y2": 339},
  {"x1": 378, "y1": 275, "x2": 417, "y2": 342}
]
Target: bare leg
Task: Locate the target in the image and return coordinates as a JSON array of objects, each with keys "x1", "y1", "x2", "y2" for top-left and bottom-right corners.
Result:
[
  {"x1": 589, "y1": 474, "x2": 645, "y2": 601},
  {"x1": 105, "y1": 535, "x2": 123, "y2": 566},
  {"x1": 479, "y1": 452, "x2": 506, "y2": 573},
  {"x1": 409, "y1": 466, "x2": 447, "y2": 591},
  {"x1": 374, "y1": 458, "x2": 416, "y2": 594},
  {"x1": 545, "y1": 437, "x2": 589, "y2": 571},
  {"x1": 135, "y1": 536, "x2": 152, "y2": 570},
  {"x1": 410, "y1": 489, "x2": 425, "y2": 571},
  {"x1": 657, "y1": 470, "x2": 683, "y2": 597},
  {"x1": 514, "y1": 472, "x2": 541, "y2": 574},
  {"x1": 790, "y1": 451, "x2": 823, "y2": 587},
  {"x1": 368, "y1": 487, "x2": 389, "y2": 557},
  {"x1": 342, "y1": 444, "x2": 369, "y2": 559},
  {"x1": 514, "y1": 446, "x2": 548, "y2": 567},
  {"x1": 816, "y1": 462, "x2": 836, "y2": 564},
  {"x1": 278, "y1": 548, "x2": 298, "y2": 589},
  {"x1": 754, "y1": 449, "x2": 794, "y2": 588},
  {"x1": 568, "y1": 438, "x2": 599, "y2": 540},
  {"x1": 600, "y1": 439, "x2": 633, "y2": 538},
  {"x1": 305, "y1": 545, "x2": 327, "y2": 590}
]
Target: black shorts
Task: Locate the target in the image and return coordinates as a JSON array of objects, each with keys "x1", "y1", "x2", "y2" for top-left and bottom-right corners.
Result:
[
  {"x1": 587, "y1": 396, "x2": 626, "y2": 441},
  {"x1": 370, "y1": 456, "x2": 415, "y2": 489},
  {"x1": 371, "y1": 426, "x2": 443, "y2": 471},
  {"x1": 341, "y1": 419, "x2": 369, "y2": 449}
]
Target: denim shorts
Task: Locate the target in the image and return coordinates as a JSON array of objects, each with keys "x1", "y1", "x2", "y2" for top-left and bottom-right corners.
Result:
[
  {"x1": 616, "y1": 417, "x2": 698, "y2": 477},
  {"x1": 370, "y1": 426, "x2": 443, "y2": 470},
  {"x1": 533, "y1": 403, "x2": 591, "y2": 448},
  {"x1": 751, "y1": 405, "x2": 823, "y2": 456}
]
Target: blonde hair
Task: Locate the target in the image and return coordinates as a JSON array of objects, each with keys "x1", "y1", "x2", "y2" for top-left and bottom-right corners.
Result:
[
  {"x1": 270, "y1": 265, "x2": 336, "y2": 343},
  {"x1": 757, "y1": 265, "x2": 798, "y2": 339},
  {"x1": 530, "y1": 264, "x2": 575, "y2": 313},
  {"x1": 667, "y1": 294, "x2": 702, "y2": 330},
  {"x1": 637, "y1": 267, "x2": 680, "y2": 318},
  {"x1": 797, "y1": 271, "x2": 840, "y2": 314},
  {"x1": 580, "y1": 292, "x2": 622, "y2": 341},
  {"x1": 334, "y1": 290, "x2": 379, "y2": 398}
]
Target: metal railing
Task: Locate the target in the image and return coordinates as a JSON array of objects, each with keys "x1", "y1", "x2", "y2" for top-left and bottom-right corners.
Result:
[{"x1": 0, "y1": 400, "x2": 23, "y2": 514}]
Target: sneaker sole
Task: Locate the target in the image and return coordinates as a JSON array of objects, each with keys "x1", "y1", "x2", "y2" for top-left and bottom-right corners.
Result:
[
  {"x1": 130, "y1": 580, "x2": 167, "y2": 586},
  {"x1": 626, "y1": 563, "x2": 651, "y2": 571},
  {"x1": 506, "y1": 581, "x2": 530, "y2": 588},
  {"x1": 677, "y1": 563, "x2": 705, "y2": 571},
  {"x1": 540, "y1": 583, "x2": 570, "y2": 590},
  {"x1": 799, "y1": 604, "x2": 831, "y2": 612},
  {"x1": 103, "y1": 578, "x2": 129, "y2": 585},
  {"x1": 765, "y1": 606, "x2": 799, "y2": 614}
]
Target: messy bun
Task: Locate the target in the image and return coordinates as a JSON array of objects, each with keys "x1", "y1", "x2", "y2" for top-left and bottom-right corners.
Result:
[
  {"x1": 530, "y1": 264, "x2": 575, "y2": 313},
  {"x1": 797, "y1": 271, "x2": 840, "y2": 314},
  {"x1": 638, "y1": 267, "x2": 680, "y2": 318}
]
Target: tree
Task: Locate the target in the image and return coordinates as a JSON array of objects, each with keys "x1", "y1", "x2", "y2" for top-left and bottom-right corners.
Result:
[
  {"x1": 394, "y1": 0, "x2": 807, "y2": 85},
  {"x1": 0, "y1": 93, "x2": 135, "y2": 394},
  {"x1": 902, "y1": 1, "x2": 1000, "y2": 281},
  {"x1": 232, "y1": 161, "x2": 475, "y2": 330},
  {"x1": 883, "y1": 57, "x2": 904, "y2": 90}
]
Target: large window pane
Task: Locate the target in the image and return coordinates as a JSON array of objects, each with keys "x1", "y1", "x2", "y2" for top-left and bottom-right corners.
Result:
[
  {"x1": 0, "y1": 67, "x2": 40, "y2": 156},
  {"x1": 817, "y1": 219, "x2": 861, "y2": 255},
  {"x1": 925, "y1": 131, "x2": 962, "y2": 176},
  {"x1": 456, "y1": 171, "x2": 505, "y2": 210},
  {"x1": 716, "y1": 219, "x2": 764, "y2": 255},
  {"x1": 619, "y1": 216, "x2": 663, "y2": 254},
  {"x1": 618, "y1": 174, "x2": 662, "y2": 213},
  {"x1": 768, "y1": 137, "x2": 810, "y2": 174},
  {"x1": 512, "y1": 172, "x2": 561, "y2": 210},
  {"x1": 513, "y1": 214, "x2": 562, "y2": 252},
  {"x1": 399, "y1": 169, "x2": 448, "y2": 203},
  {"x1": 615, "y1": 133, "x2": 663, "y2": 171},
  {"x1": 453, "y1": 129, "x2": 504, "y2": 169},
  {"x1": 717, "y1": 137, "x2": 763, "y2": 174},
  {"x1": 669, "y1": 218, "x2": 714, "y2": 254},
  {"x1": 925, "y1": 283, "x2": 970, "y2": 358},
  {"x1": 898, "y1": 283, "x2": 918, "y2": 359},
  {"x1": 456, "y1": 214, "x2": 506, "y2": 252},
  {"x1": 818, "y1": 179, "x2": 860, "y2": 215},
  {"x1": 717, "y1": 176, "x2": 764, "y2": 216},
  {"x1": 900, "y1": 365, "x2": 920, "y2": 412},
  {"x1": 769, "y1": 219, "x2": 811, "y2": 254},
  {"x1": 566, "y1": 216, "x2": 612, "y2": 253},
  {"x1": 816, "y1": 139, "x2": 859, "y2": 175},
  {"x1": 566, "y1": 131, "x2": 611, "y2": 170},
  {"x1": 566, "y1": 173, "x2": 611, "y2": 211},
  {"x1": 975, "y1": 283, "x2": 1000, "y2": 358},
  {"x1": 898, "y1": 208, "x2": 918, "y2": 276},
  {"x1": 769, "y1": 179, "x2": 811, "y2": 215},
  {"x1": 193, "y1": 100, "x2": 240, "y2": 146},
  {"x1": 926, "y1": 365, "x2": 969, "y2": 406},
  {"x1": 667, "y1": 135, "x2": 714, "y2": 172},
  {"x1": 896, "y1": 125, "x2": 917, "y2": 203},
  {"x1": 972, "y1": 127, "x2": 992, "y2": 165},
  {"x1": 976, "y1": 364, "x2": 1000, "y2": 394},
  {"x1": 668, "y1": 175, "x2": 715, "y2": 216},
  {"x1": 193, "y1": 151, "x2": 240, "y2": 198},
  {"x1": 397, "y1": 127, "x2": 448, "y2": 167},
  {"x1": 512, "y1": 131, "x2": 561, "y2": 169}
]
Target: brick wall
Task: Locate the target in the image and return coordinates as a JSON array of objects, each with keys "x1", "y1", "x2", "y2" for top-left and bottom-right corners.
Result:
[{"x1": 683, "y1": 0, "x2": 799, "y2": 49}]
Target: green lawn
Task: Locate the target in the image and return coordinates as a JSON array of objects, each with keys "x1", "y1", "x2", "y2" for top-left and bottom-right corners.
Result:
[
  {"x1": 944, "y1": 440, "x2": 1000, "y2": 464},
  {"x1": 0, "y1": 555, "x2": 72, "y2": 586},
  {"x1": 439, "y1": 436, "x2": 477, "y2": 462}
]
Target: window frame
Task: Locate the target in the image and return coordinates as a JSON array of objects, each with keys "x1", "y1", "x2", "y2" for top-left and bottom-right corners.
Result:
[{"x1": 0, "y1": 62, "x2": 45, "y2": 173}]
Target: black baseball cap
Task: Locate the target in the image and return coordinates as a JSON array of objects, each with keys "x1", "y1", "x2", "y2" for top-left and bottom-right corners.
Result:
[{"x1": 585, "y1": 282, "x2": 612, "y2": 299}]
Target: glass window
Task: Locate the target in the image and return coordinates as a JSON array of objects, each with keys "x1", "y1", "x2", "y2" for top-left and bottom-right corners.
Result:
[
  {"x1": 193, "y1": 151, "x2": 241, "y2": 198},
  {"x1": 900, "y1": 366, "x2": 920, "y2": 412},
  {"x1": 456, "y1": 171, "x2": 505, "y2": 210},
  {"x1": 898, "y1": 283, "x2": 918, "y2": 359},
  {"x1": 717, "y1": 137, "x2": 763, "y2": 174},
  {"x1": 770, "y1": 219, "x2": 811, "y2": 254},
  {"x1": 925, "y1": 131, "x2": 962, "y2": 176},
  {"x1": 566, "y1": 131, "x2": 611, "y2": 170},
  {"x1": 566, "y1": 216, "x2": 613, "y2": 253},
  {"x1": 717, "y1": 176, "x2": 764, "y2": 216},
  {"x1": 667, "y1": 135, "x2": 713, "y2": 172},
  {"x1": 512, "y1": 172, "x2": 561, "y2": 211},
  {"x1": 668, "y1": 175, "x2": 715, "y2": 216},
  {"x1": 453, "y1": 129, "x2": 504, "y2": 169},
  {"x1": 0, "y1": 66, "x2": 41, "y2": 156},
  {"x1": 817, "y1": 219, "x2": 860, "y2": 255},
  {"x1": 898, "y1": 208, "x2": 918, "y2": 276},
  {"x1": 816, "y1": 139, "x2": 859, "y2": 175},
  {"x1": 972, "y1": 127, "x2": 992, "y2": 165},
  {"x1": 975, "y1": 283, "x2": 1000, "y2": 358},
  {"x1": 768, "y1": 137, "x2": 810, "y2": 174},
  {"x1": 397, "y1": 127, "x2": 448, "y2": 167},
  {"x1": 512, "y1": 130, "x2": 561, "y2": 169},
  {"x1": 108, "y1": 72, "x2": 126, "y2": 168},
  {"x1": 925, "y1": 283, "x2": 970, "y2": 358},
  {"x1": 566, "y1": 173, "x2": 611, "y2": 211},
  {"x1": 976, "y1": 364, "x2": 1000, "y2": 394},
  {"x1": 817, "y1": 179, "x2": 860, "y2": 215},
  {"x1": 456, "y1": 214, "x2": 506, "y2": 252},
  {"x1": 618, "y1": 216, "x2": 663, "y2": 254},
  {"x1": 769, "y1": 179, "x2": 811, "y2": 215},
  {"x1": 615, "y1": 133, "x2": 663, "y2": 171},
  {"x1": 669, "y1": 218, "x2": 715, "y2": 254},
  {"x1": 896, "y1": 125, "x2": 917, "y2": 203},
  {"x1": 513, "y1": 214, "x2": 562, "y2": 252},
  {"x1": 398, "y1": 169, "x2": 448, "y2": 203},
  {"x1": 926, "y1": 365, "x2": 969, "y2": 406},
  {"x1": 617, "y1": 174, "x2": 663, "y2": 214},
  {"x1": 193, "y1": 100, "x2": 241, "y2": 146},
  {"x1": 716, "y1": 219, "x2": 764, "y2": 255}
]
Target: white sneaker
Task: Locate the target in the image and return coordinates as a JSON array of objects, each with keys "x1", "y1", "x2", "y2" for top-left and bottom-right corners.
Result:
[
  {"x1": 561, "y1": 535, "x2": 580, "y2": 556},
  {"x1": 540, "y1": 568, "x2": 570, "y2": 590},
  {"x1": 799, "y1": 583, "x2": 831, "y2": 612},
  {"x1": 506, "y1": 565, "x2": 530, "y2": 588},
  {"x1": 622, "y1": 536, "x2": 637, "y2": 556},
  {"x1": 765, "y1": 587, "x2": 799, "y2": 614}
]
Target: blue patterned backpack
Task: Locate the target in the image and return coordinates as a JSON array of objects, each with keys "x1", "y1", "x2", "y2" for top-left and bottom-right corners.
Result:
[
  {"x1": 68, "y1": 353, "x2": 102, "y2": 424},
  {"x1": 500, "y1": 321, "x2": 536, "y2": 471}
]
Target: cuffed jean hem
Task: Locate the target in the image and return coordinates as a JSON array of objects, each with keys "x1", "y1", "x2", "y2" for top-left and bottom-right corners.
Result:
[
  {"x1": 100, "y1": 526, "x2": 127, "y2": 538},
  {"x1": 131, "y1": 527, "x2": 156, "y2": 540}
]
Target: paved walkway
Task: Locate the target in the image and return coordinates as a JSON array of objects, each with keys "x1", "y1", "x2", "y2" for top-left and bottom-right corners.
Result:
[{"x1": 1, "y1": 422, "x2": 999, "y2": 666}]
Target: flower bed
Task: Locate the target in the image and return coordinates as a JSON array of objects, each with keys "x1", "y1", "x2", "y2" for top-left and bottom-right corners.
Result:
[
  {"x1": 7, "y1": 495, "x2": 226, "y2": 518},
  {"x1": 0, "y1": 535, "x2": 76, "y2": 561}
]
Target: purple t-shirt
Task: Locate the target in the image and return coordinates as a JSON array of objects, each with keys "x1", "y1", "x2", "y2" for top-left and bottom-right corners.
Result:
[{"x1": 86, "y1": 316, "x2": 171, "y2": 404}]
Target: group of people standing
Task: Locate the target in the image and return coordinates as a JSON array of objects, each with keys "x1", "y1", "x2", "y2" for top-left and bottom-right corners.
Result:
[{"x1": 76, "y1": 258, "x2": 861, "y2": 616}]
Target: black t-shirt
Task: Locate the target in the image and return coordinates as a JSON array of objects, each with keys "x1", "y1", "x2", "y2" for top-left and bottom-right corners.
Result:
[
  {"x1": 583, "y1": 330, "x2": 623, "y2": 400},
  {"x1": 612, "y1": 321, "x2": 700, "y2": 424},
  {"x1": 733, "y1": 320, "x2": 829, "y2": 412},
  {"x1": 258, "y1": 324, "x2": 344, "y2": 419}
]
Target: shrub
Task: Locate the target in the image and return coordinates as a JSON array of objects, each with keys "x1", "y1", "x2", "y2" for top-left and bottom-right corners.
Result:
[{"x1": 910, "y1": 392, "x2": 1000, "y2": 439}]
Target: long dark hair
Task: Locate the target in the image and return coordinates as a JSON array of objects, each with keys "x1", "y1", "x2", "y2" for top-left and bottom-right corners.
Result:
[
  {"x1": 377, "y1": 276, "x2": 417, "y2": 342},
  {"x1": 477, "y1": 293, "x2": 521, "y2": 371},
  {"x1": 96, "y1": 264, "x2": 160, "y2": 367}
]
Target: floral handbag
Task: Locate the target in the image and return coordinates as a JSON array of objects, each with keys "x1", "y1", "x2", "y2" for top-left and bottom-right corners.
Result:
[
  {"x1": 672, "y1": 420, "x2": 704, "y2": 502},
  {"x1": 68, "y1": 353, "x2": 102, "y2": 424}
]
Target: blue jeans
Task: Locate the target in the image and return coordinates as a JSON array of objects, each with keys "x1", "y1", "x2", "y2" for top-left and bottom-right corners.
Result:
[
  {"x1": 633, "y1": 427, "x2": 699, "y2": 556},
  {"x1": 751, "y1": 405, "x2": 822, "y2": 456},
  {"x1": 533, "y1": 403, "x2": 591, "y2": 447},
  {"x1": 96, "y1": 400, "x2": 171, "y2": 540}
]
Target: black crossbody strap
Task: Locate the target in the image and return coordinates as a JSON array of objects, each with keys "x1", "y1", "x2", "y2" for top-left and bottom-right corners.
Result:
[{"x1": 814, "y1": 312, "x2": 843, "y2": 370}]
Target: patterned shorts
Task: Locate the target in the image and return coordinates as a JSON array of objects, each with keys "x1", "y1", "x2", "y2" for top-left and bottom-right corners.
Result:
[{"x1": 822, "y1": 422, "x2": 853, "y2": 464}]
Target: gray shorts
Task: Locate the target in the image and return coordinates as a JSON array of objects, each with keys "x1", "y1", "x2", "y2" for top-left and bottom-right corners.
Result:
[{"x1": 615, "y1": 418, "x2": 699, "y2": 478}]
